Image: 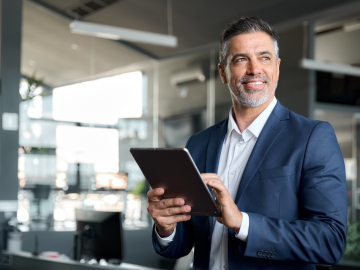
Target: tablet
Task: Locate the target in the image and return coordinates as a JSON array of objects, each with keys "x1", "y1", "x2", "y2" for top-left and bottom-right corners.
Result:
[{"x1": 130, "y1": 148, "x2": 221, "y2": 217}]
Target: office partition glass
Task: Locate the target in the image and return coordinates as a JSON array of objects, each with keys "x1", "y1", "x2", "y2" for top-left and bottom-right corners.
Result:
[{"x1": 19, "y1": 1, "x2": 153, "y2": 230}]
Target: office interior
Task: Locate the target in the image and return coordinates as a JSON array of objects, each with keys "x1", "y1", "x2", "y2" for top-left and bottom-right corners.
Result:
[{"x1": 0, "y1": 0, "x2": 360, "y2": 269}]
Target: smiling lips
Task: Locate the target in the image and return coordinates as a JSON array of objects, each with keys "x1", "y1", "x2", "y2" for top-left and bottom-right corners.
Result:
[
  {"x1": 242, "y1": 80, "x2": 266, "y2": 90},
  {"x1": 245, "y1": 81, "x2": 264, "y2": 85}
]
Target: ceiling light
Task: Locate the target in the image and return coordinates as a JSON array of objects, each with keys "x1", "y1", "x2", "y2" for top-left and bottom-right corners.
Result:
[
  {"x1": 343, "y1": 22, "x2": 360, "y2": 32},
  {"x1": 70, "y1": 20, "x2": 178, "y2": 47},
  {"x1": 300, "y1": 59, "x2": 360, "y2": 77}
]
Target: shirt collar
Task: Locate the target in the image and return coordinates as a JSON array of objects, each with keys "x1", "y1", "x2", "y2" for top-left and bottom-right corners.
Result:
[{"x1": 224, "y1": 97, "x2": 278, "y2": 144}]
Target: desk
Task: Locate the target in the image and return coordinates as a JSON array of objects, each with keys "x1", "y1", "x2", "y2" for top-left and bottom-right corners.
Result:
[
  {"x1": 1, "y1": 251, "x2": 163, "y2": 270},
  {"x1": 20, "y1": 229, "x2": 176, "y2": 269}
]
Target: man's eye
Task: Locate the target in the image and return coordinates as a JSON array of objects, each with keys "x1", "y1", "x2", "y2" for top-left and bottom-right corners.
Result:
[
  {"x1": 262, "y1": 57, "x2": 270, "y2": 60},
  {"x1": 237, "y1": 58, "x2": 246, "y2": 62}
]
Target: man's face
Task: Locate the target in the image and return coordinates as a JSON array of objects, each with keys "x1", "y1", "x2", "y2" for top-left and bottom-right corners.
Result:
[{"x1": 219, "y1": 31, "x2": 281, "y2": 108}]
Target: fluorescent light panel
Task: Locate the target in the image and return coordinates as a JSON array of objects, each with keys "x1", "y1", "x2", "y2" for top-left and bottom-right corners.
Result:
[
  {"x1": 300, "y1": 59, "x2": 360, "y2": 77},
  {"x1": 343, "y1": 22, "x2": 360, "y2": 32},
  {"x1": 53, "y1": 71, "x2": 143, "y2": 125},
  {"x1": 70, "y1": 20, "x2": 178, "y2": 47}
]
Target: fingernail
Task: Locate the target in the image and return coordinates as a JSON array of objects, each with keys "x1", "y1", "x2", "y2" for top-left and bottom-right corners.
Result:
[
  {"x1": 209, "y1": 181, "x2": 212, "y2": 184},
  {"x1": 184, "y1": 206, "x2": 190, "y2": 211},
  {"x1": 177, "y1": 199, "x2": 184, "y2": 205}
]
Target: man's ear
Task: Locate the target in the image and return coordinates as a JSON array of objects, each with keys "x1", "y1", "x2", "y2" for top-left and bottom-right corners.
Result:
[
  {"x1": 218, "y1": 63, "x2": 227, "y2": 84},
  {"x1": 277, "y1": 58, "x2": 281, "y2": 81}
]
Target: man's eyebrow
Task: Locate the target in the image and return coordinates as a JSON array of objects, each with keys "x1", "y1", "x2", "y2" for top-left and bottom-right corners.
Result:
[
  {"x1": 231, "y1": 51, "x2": 273, "y2": 61},
  {"x1": 257, "y1": 51, "x2": 273, "y2": 56},
  {"x1": 231, "y1": 53, "x2": 250, "y2": 62}
]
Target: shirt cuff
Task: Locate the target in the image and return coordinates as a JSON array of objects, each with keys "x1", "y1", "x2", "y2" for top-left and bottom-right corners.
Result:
[
  {"x1": 155, "y1": 227, "x2": 176, "y2": 248},
  {"x1": 235, "y1": 212, "x2": 249, "y2": 242}
]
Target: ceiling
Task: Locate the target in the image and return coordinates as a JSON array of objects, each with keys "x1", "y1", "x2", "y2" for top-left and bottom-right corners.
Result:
[
  {"x1": 22, "y1": 0, "x2": 360, "y2": 89},
  {"x1": 29, "y1": 0, "x2": 360, "y2": 60},
  {"x1": 22, "y1": 1, "x2": 151, "y2": 87}
]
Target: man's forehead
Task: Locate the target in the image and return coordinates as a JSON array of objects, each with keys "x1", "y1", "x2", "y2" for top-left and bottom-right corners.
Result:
[{"x1": 227, "y1": 32, "x2": 274, "y2": 53}]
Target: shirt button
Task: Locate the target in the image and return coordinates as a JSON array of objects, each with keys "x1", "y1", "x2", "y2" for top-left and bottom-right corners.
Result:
[{"x1": 231, "y1": 171, "x2": 235, "y2": 175}]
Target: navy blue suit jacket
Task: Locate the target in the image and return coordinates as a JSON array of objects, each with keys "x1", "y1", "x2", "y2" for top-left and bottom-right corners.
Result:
[{"x1": 152, "y1": 102, "x2": 347, "y2": 270}]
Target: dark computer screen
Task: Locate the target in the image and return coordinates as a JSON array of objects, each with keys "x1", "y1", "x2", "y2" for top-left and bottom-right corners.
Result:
[
  {"x1": 32, "y1": 184, "x2": 51, "y2": 200},
  {"x1": 75, "y1": 209, "x2": 124, "y2": 262}
]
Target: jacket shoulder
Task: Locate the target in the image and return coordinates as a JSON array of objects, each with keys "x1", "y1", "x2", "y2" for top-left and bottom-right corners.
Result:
[
  {"x1": 287, "y1": 109, "x2": 332, "y2": 131},
  {"x1": 275, "y1": 102, "x2": 327, "y2": 130},
  {"x1": 185, "y1": 118, "x2": 227, "y2": 148}
]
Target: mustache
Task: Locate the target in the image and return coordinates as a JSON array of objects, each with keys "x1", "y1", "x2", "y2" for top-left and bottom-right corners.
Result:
[{"x1": 238, "y1": 74, "x2": 269, "y2": 84}]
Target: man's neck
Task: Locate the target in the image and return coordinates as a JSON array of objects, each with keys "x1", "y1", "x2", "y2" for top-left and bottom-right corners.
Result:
[{"x1": 232, "y1": 96, "x2": 275, "y2": 133}]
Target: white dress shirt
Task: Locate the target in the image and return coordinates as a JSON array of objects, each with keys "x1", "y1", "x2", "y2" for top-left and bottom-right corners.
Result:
[{"x1": 155, "y1": 97, "x2": 278, "y2": 270}]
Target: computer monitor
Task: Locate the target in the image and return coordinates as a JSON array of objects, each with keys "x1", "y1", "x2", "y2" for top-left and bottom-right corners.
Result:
[
  {"x1": 32, "y1": 185, "x2": 51, "y2": 218},
  {"x1": 74, "y1": 209, "x2": 124, "y2": 263},
  {"x1": 32, "y1": 184, "x2": 51, "y2": 200}
]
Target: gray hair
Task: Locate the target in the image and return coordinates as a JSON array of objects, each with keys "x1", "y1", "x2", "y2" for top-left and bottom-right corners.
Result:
[{"x1": 219, "y1": 16, "x2": 279, "y2": 67}]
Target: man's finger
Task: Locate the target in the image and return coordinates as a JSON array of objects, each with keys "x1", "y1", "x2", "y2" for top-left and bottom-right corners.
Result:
[
  {"x1": 157, "y1": 214, "x2": 192, "y2": 226},
  {"x1": 156, "y1": 197, "x2": 186, "y2": 210},
  {"x1": 201, "y1": 173, "x2": 222, "y2": 181},
  {"x1": 147, "y1": 188, "x2": 164, "y2": 202},
  {"x1": 206, "y1": 180, "x2": 228, "y2": 196},
  {"x1": 203, "y1": 178, "x2": 225, "y2": 190},
  {"x1": 159, "y1": 205, "x2": 191, "y2": 216}
]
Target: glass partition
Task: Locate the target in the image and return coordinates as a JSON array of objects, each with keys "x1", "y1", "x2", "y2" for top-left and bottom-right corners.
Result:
[{"x1": 18, "y1": 1, "x2": 153, "y2": 231}]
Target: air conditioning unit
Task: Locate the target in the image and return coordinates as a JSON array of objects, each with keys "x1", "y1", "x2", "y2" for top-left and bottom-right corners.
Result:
[{"x1": 170, "y1": 66, "x2": 206, "y2": 87}]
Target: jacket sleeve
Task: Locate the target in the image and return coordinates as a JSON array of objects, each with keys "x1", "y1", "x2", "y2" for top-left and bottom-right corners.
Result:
[
  {"x1": 243, "y1": 122, "x2": 348, "y2": 265},
  {"x1": 152, "y1": 220, "x2": 194, "y2": 259}
]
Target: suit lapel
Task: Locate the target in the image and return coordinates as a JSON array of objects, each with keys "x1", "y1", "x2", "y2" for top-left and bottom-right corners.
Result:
[
  {"x1": 205, "y1": 118, "x2": 228, "y2": 236},
  {"x1": 234, "y1": 102, "x2": 289, "y2": 204}
]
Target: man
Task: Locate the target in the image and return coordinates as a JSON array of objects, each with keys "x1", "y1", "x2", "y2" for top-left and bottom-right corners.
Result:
[{"x1": 147, "y1": 16, "x2": 347, "y2": 269}]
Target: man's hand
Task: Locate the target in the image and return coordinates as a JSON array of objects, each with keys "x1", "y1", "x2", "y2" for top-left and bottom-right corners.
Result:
[
  {"x1": 147, "y1": 188, "x2": 192, "y2": 238},
  {"x1": 202, "y1": 173, "x2": 243, "y2": 233}
]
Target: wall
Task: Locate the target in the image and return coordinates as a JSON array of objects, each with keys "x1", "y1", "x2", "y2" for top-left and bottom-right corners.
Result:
[
  {"x1": 316, "y1": 27, "x2": 360, "y2": 66},
  {"x1": 276, "y1": 26, "x2": 311, "y2": 118}
]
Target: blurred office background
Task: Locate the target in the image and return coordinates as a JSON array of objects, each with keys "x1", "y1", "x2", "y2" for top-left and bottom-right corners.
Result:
[{"x1": 0, "y1": 0, "x2": 359, "y2": 269}]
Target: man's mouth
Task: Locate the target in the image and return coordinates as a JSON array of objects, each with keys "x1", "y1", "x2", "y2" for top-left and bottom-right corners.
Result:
[{"x1": 243, "y1": 81, "x2": 265, "y2": 85}]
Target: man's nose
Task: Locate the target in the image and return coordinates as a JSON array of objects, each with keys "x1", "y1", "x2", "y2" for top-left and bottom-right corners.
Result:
[{"x1": 246, "y1": 60, "x2": 261, "y2": 75}]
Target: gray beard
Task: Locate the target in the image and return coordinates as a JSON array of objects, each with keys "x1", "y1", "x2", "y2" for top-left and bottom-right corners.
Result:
[{"x1": 230, "y1": 81, "x2": 277, "y2": 108}]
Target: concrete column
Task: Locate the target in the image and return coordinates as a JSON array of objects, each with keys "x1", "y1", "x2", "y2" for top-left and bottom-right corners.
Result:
[
  {"x1": 0, "y1": 0, "x2": 22, "y2": 250},
  {"x1": 0, "y1": 0, "x2": 22, "y2": 199}
]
